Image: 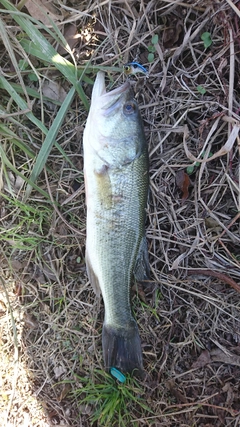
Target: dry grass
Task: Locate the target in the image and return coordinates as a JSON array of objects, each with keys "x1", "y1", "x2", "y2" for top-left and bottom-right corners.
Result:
[{"x1": 1, "y1": 0, "x2": 240, "y2": 426}]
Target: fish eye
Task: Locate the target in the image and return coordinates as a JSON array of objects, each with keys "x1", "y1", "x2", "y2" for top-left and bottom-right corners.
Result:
[{"x1": 124, "y1": 102, "x2": 135, "y2": 114}]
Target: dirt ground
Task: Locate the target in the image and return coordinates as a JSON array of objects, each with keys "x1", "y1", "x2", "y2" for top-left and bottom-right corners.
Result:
[{"x1": 1, "y1": 0, "x2": 240, "y2": 426}]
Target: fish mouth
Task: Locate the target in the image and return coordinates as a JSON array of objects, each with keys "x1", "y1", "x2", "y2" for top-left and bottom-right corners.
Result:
[{"x1": 92, "y1": 71, "x2": 130, "y2": 112}]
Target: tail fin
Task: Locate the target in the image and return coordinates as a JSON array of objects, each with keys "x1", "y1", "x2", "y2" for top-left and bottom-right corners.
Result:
[{"x1": 102, "y1": 320, "x2": 144, "y2": 377}]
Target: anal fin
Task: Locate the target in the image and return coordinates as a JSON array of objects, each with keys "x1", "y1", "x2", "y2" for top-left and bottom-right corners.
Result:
[{"x1": 134, "y1": 235, "x2": 150, "y2": 282}]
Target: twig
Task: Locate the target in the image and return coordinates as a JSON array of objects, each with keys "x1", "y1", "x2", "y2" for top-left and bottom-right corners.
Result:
[
  {"x1": 218, "y1": 212, "x2": 240, "y2": 240},
  {"x1": 228, "y1": 26, "x2": 234, "y2": 137},
  {"x1": 187, "y1": 269, "x2": 240, "y2": 294},
  {"x1": 226, "y1": 0, "x2": 240, "y2": 19}
]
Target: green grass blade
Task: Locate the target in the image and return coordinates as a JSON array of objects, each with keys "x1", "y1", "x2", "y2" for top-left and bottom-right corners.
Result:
[
  {"x1": 0, "y1": 144, "x2": 49, "y2": 199},
  {"x1": 0, "y1": 16, "x2": 30, "y2": 103},
  {"x1": 0, "y1": 76, "x2": 78, "y2": 170},
  {"x1": 0, "y1": 82, "x2": 62, "y2": 105},
  {"x1": 19, "y1": 38, "x2": 89, "y2": 111},
  {"x1": 0, "y1": 93, "x2": 79, "y2": 182},
  {"x1": 0, "y1": 0, "x2": 87, "y2": 198},
  {"x1": 0, "y1": 124, "x2": 35, "y2": 158},
  {"x1": 0, "y1": 1, "x2": 76, "y2": 78},
  {"x1": 0, "y1": 74, "x2": 47, "y2": 132},
  {"x1": 0, "y1": 124, "x2": 55, "y2": 177},
  {"x1": 0, "y1": 0, "x2": 89, "y2": 110},
  {"x1": 25, "y1": 85, "x2": 76, "y2": 198}
]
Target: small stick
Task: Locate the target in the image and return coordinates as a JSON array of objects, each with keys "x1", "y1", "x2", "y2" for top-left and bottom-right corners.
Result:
[{"x1": 187, "y1": 269, "x2": 240, "y2": 294}]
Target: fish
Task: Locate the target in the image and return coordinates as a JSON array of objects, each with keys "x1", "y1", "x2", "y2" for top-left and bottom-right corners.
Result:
[
  {"x1": 83, "y1": 71, "x2": 149, "y2": 376},
  {"x1": 123, "y1": 62, "x2": 148, "y2": 76}
]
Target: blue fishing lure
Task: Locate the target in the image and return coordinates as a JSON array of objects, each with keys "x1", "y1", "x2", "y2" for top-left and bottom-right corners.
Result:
[{"x1": 123, "y1": 62, "x2": 148, "y2": 76}]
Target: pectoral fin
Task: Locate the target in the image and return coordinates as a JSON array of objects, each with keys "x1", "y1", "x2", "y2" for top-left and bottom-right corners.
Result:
[
  {"x1": 85, "y1": 250, "x2": 101, "y2": 297},
  {"x1": 134, "y1": 235, "x2": 150, "y2": 282}
]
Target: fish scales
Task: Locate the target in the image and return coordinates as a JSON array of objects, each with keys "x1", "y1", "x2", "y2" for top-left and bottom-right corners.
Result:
[
  {"x1": 83, "y1": 71, "x2": 149, "y2": 375},
  {"x1": 88, "y1": 157, "x2": 148, "y2": 324}
]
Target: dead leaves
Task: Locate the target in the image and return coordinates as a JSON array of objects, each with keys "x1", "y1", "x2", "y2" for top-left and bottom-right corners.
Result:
[
  {"x1": 42, "y1": 80, "x2": 67, "y2": 104},
  {"x1": 0, "y1": 299, "x2": 7, "y2": 316},
  {"x1": 23, "y1": 0, "x2": 90, "y2": 57},
  {"x1": 176, "y1": 170, "x2": 191, "y2": 202},
  {"x1": 24, "y1": 0, "x2": 63, "y2": 26},
  {"x1": 57, "y1": 24, "x2": 80, "y2": 55},
  {"x1": 192, "y1": 346, "x2": 240, "y2": 369},
  {"x1": 166, "y1": 379, "x2": 187, "y2": 404},
  {"x1": 162, "y1": 18, "x2": 183, "y2": 49},
  {"x1": 57, "y1": 383, "x2": 72, "y2": 402},
  {"x1": 211, "y1": 347, "x2": 240, "y2": 366},
  {"x1": 192, "y1": 349, "x2": 211, "y2": 369}
]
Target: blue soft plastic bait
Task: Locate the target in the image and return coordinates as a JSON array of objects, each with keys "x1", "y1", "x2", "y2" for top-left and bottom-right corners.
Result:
[
  {"x1": 123, "y1": 62, "x2": 148, "y2": 75},
  {"x1": 110, "y1": 367, "x2": 126, "y2": 383}
]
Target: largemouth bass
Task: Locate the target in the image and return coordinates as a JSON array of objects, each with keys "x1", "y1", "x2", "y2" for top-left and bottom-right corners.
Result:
[{"x1": 83, "y1": 71, "x2": 149, "y2": 375}]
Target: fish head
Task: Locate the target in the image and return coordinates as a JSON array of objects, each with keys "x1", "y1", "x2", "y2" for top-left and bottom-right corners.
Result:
[{"x1": 84, "y1": 71, "x2": 146, "y2": 168}]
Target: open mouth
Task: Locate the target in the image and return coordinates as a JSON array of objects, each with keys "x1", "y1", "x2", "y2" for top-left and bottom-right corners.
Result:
[{"x1": 92, "y1": 71, "x2": 130, "y2": 107}]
